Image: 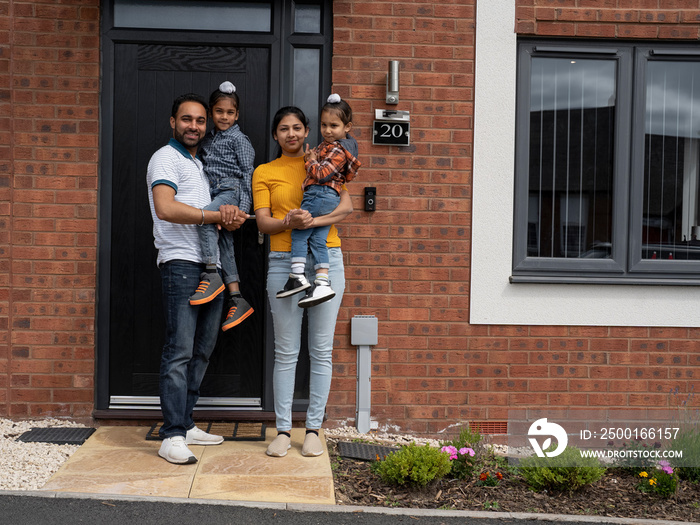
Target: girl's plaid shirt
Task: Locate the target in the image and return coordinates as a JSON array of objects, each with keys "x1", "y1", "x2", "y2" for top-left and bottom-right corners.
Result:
[{"x1": 303, "y1": 140, "x2": 360, "y2": 194}]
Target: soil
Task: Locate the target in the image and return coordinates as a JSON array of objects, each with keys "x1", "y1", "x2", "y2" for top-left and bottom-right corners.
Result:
[{"x1": 327, "y1": 439, "x2": 700, "y2": 523}]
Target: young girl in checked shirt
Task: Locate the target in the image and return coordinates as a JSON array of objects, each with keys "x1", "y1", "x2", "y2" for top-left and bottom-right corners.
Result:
[
  {"x1": 276, "y1": 94, "x2": 361, "y2": 308},
  {"x1": 188, "y1": 81, "x2": 255, "y2": 331}
]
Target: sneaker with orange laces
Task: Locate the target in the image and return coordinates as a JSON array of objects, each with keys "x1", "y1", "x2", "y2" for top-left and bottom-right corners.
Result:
[
  {"x1": 221, "y1": 295, "x2": 254, "y2": 331},
  {"x1": 189, "y1": 271, "x2": 225, "y2": 306}
]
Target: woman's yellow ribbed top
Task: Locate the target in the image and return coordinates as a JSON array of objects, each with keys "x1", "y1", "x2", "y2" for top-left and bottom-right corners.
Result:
[{"x1": 252, "y1": 154, "x2": 342, "y2": 252}]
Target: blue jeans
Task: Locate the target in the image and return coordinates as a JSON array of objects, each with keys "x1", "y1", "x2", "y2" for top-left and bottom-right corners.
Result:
[
  {"x1": 290, "y1": 185, "x2": 340, "y2": 270},
  {"x1": 199, "y1": 184, "x2": 240, "y2": 284},
  {"x1": 266, "y1": 248, "x2": 345, "y2": 430},
  {"x1": 158, "y1": 260, "x2": 224, "y2": 439}
]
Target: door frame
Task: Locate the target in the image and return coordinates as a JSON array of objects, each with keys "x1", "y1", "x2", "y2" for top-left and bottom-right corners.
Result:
[{"x1": 95, "y1": 0, "x2": 332, "y2": 416}]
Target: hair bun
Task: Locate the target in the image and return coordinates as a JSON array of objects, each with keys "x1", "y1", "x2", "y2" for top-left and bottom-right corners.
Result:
[
  {"x1": 219, "y1": 81, "x2": 236, "y2": 94},
  {"x1": 327, "y1": 93, "x2": 341, "y2": 104}
]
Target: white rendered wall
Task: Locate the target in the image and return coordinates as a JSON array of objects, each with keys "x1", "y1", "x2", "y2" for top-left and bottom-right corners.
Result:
[{"x1": 470, "y1": 0, "x2": 700, "y2": 327}]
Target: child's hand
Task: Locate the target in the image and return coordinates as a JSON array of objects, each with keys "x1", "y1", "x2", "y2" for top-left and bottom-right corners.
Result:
[
  {"x1": 219, "y1": 204, "x2": 248, "y2": 231},
  {"x1": 304, "y1": 144, "x2": 317, "y2": 163}
]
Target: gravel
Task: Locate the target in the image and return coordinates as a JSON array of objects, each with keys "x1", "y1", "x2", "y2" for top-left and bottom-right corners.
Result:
[
  {"x1": 324, "y1": 425, "x2": 442, "y2": 447},
  {"x1": 0, "y1": 418, "x2": 84, "y2": 491}
]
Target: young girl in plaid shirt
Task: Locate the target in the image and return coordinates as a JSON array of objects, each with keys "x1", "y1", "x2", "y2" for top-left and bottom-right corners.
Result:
[
  {"x1": 188, "y1": 81, "x2": 255, "y2": 330},
  {"x1": 276, "y1": 94, "x2": 361, "y2": 307}
]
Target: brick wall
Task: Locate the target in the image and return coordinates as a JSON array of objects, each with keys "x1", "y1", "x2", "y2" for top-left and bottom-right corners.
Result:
[
  {"x1": 330, "y1": 0, "x2": 476, "y2": 434},
  {"x1": 328, "y1": 0, "x2": 700, "y2": 437},
  {"x1": 515, "y1": 0, "x2": 700, "y2": 39},
  {"x1": 1, "y1": 0, "x2": 100, "y2": 419}
]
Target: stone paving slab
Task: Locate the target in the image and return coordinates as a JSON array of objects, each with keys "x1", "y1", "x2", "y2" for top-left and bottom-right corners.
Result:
[{"x1": 40, "y1": 426, "x2": 334, "y2": 504}]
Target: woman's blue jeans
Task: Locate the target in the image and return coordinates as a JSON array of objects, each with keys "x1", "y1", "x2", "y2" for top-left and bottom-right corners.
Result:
[
  {"x1": 266, "y1": 248, "x2": 345, "y2": 431},
  {"x1": 158, "y1": 260, "x2": 224, "y2": 439}
]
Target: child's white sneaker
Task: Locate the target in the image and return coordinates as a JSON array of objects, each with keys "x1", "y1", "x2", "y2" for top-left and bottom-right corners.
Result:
[
  {"x1": 276, "y1": 273, "x2": 311, "y2": 298},
  {"x1": 298, "y1": 279, "x2": 335, "y2": 308}
]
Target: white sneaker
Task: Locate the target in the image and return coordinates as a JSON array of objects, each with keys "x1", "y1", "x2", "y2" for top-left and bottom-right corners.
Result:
[
  {"x1": 185, "y1": 425, "x2": 224, "y2": 445},
  {"x1": 298, "y1": 279, "x2": 335, "y2": 308},
  {"x1": 158, "y1": 436, "x2": 197, "y2": 464}
]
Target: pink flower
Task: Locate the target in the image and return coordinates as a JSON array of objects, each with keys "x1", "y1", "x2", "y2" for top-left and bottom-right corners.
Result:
[
  {"x1": 441, "y1": 445, "x2": 459, "y2": 460},
  {"x1": 459, "y1": 447, "x2": 475, "y2": 457},
  {"x1": 658, "y1": 460, "x2": 673, "y2": 475}
]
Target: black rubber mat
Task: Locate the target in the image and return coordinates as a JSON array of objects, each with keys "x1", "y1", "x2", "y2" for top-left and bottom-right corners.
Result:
[
  {"x1": 337, "y1": 441, "x2": 399, "y2": 461},
  {"x1": 16, "y1": 427, "x2": 96, "y2": 445},
  {"x1": 145, "y1": 422, "x2": 266, "y2": 441}
]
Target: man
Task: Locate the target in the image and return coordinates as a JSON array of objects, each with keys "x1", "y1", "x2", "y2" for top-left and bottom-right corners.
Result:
[{"x1": 147, "y1": 93, "x2": 248, "y2": 464}]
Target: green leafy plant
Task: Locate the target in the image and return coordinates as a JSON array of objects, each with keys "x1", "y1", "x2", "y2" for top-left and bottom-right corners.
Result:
[
  {"x1": 440, "y1": 445, "x2": 475, "y2": 480},
  {"x1": 637, "y1": 467, "x2": 678, "y2": 499},
  {"x1": 440, "y1": 425, "x2": 483, "y2": 480},
  {"x1": 483, "y1": 500, "x2": 500, "y2": 510},
  {"x1": 373, "y1": 443, "x2": 452, "y2": 487},
  {"x1": 669, "y1": 427, "x2": 700, "y2": 483},
  {"x1": 442, "y1": 425, "x2": 482, "y2": 450},
  {"x1": 518, "y1": 445, "x2": 607, "y2": 492},
  {"x1": 669, "y1": 386, "x2": 700, "y2": 483}
]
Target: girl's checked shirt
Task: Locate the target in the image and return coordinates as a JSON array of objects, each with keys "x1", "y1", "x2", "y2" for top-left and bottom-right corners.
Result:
[
  {"x1": 199, "y1": 123, "x2": 255, "y2": 213},
  {"x1": 303, "y1": 136, "x2": 360, "y2": 195}
]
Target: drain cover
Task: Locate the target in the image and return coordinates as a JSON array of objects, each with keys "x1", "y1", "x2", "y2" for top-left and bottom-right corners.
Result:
[
  {"x1": 337, "y1": 441, "x2": 399, "y2": 461},
  {"x1": 16, "y1": 427, "x2": 95, "y2": 445}
]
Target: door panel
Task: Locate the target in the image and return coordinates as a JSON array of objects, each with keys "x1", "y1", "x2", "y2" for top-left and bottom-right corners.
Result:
[{"x1": 108, "y1": 43, "x2": 269, "y2": 404}]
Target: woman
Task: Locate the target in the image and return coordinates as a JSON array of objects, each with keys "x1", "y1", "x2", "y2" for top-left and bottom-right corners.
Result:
[{"x1": 253, "y1": 106, "x2": 353, "y2": 457}]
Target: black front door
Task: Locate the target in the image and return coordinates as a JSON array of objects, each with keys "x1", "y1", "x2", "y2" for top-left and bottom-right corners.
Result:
[
  {"x1": 108, "y1": 43, "x2": 269, "y2": 408},
  {"x1": 96, "y1": 0, "x2": 333, "y2": 414}
]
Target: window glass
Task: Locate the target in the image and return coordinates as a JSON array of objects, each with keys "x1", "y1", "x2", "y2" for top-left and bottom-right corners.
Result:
[
  {"x1": 114, "y1": 0, "x2": 272, "y2": 32},
  {"x1": 528, "y1": 58, "x2": 616, "y2": 258},
  {"x1": 295, "y1": 4, "x2": 321, "y2": 33},
  {"x1": 643, "y1": 61, "x2": 700, "y2": 260},
  {"x1": 293, "y1": 48, "x2": 320, "y2": 135}
]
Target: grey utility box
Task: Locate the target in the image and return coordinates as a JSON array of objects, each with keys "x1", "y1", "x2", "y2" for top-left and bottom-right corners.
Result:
[{"x1": 351, "y1": 315, "x2": 378, "y2": 346}]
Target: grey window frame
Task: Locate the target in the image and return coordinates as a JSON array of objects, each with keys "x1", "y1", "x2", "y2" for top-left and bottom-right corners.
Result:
[{"x1": 513, "y1": 40, "x2": 700, "y2": 285}]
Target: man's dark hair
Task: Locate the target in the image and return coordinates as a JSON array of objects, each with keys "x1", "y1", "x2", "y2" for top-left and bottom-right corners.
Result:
[{"x1": 171, "y1": 93, "x2": 208, "y2": 118}]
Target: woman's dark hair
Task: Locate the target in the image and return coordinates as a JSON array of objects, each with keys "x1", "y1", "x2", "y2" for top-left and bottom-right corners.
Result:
[
  {"x1": 209, "y1": 88, "x2": 240, "y2": 112},
  {"x1": 321, "y1": 98, "x2": 352, "y2": 125},
  {"x1": 171, "y1": 93, "x2": 208, "y2": 118},
  {"x1": 271, "y1": 106, "x2": 309, "y2": 158}
]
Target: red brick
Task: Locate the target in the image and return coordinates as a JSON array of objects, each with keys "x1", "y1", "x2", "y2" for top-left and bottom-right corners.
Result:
[{"x1": 658, "y1": 25, "x2": 700, "y2": 38}]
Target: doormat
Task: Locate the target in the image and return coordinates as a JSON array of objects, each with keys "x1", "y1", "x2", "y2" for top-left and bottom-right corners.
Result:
[
  {"x1": 16, "y1": 427, "x2": 96, "y2": 445},
  {"x1": 337, "y1": 441, "x2": 399, "y2": 461},
  {"x1": 145, "y1": 422, "x2": 266, "y2": 442}
]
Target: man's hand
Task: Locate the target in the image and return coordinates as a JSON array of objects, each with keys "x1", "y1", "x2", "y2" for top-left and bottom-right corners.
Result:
[{"x1": 219, "y1": 204, "x2": 249, "y2": 231}]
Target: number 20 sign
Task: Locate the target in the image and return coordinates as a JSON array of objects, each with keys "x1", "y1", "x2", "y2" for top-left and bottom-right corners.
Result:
[{"x1": 373, "y1": 110, "x2": 410, "y2": 146}]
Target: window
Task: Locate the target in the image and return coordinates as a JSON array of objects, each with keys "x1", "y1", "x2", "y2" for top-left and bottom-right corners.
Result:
[
  {"x1": 113, "y1": 1, "x2": 272, "y2": 32},
  {"x1": 513, "y1": 41, "x2": 700, "y2": 284}
]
